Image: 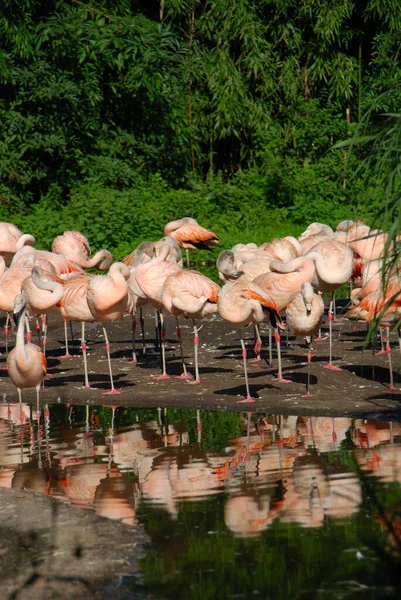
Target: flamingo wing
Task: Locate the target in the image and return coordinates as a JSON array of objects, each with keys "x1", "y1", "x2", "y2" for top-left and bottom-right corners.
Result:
[{"x1": 171, "y1": 224, "x2": 219, "y2": 250}]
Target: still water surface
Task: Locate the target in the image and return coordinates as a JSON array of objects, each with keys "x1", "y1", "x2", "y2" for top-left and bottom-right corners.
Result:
[{"x1": 1, "y1": 402, "x2": 401, "y2": 598}]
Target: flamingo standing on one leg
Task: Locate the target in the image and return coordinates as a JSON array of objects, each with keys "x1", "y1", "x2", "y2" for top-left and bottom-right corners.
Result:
[
  {"x1": 135, "y1": 237, "x2": 183, "y2": 379},
  {"x1": 285, "y1": 282, "x2": 324, "y2": 397},
  {"x1": 164, "y1": 218, "x2": 219, "y2": 268},
  {"x1": 7, "y1": 293, "x2": 47, "y2": 424},
  {"x1": 254, "y1": 257, "x2": 316, "y2": 382},
  {"x1": 218, "y1": 279, "x2": 283, "y2": 403},
  {"x1": 86, "y1": 262, "x2": 131, "y2": 395},
  {"x1": 162, "y1": 269, "x2": 220, "y2": 383},
  {"x1": 305, "y1": 239, "x2": 354, "y2": 369}
]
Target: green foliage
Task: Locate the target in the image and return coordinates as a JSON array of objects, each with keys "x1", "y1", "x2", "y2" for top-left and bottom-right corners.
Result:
[{"x1": 1, "y1": 0, "x2": 400, "y2": 246}]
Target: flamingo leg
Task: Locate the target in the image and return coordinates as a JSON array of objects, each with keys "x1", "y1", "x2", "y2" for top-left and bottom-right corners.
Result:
[
  {"x1": 275, "y1": 329, "x2": 291, "y2": 383},
  {"x1": 41, "y1": 314, "x2": 47, "y2": 357},
  {"x1": 35, "y1": 317, "x2": 41, "y2": 346},
  {"x1": 61, "y1": 318, "x2": 72, "y2": 358},
  {"x1": 129, "y1": 314, "x2": 137, "y2": 364},
  {"x1": 375, "y1": 326, "x2": 385, "y2": 355},
  {"x1": 25, "y1": 316, "x2": 32, "y2": 343},
  {"x1": 237, "y1": 335, "x2": 255, "y2": 403},
  {"x1": 156, "y1": 311, "x2": 169, "y2": 380},
  {"x1": 81, "y1": 322, "x2": 92, "y2": 389},
  {"x1": 102, "y1": 326, "x2": 121, "y2": 395},
  {"x1": 175, "y1": 316, "x2": 191, "y2": 380},
  {"x1": 251, "y1": 325, "x2": 262, "y2": 362},
  {"x1": 155, "y1": 308, "x2": 160, "y2": 352},
  {"x1": 185, "y1": 248, "x2": 190, "y2": 269},
  {"x1": 18, "y1": 388, "x2": 24, "y2": 424},
  {"x1": 323, "y1": 301, "x2": 342, "y2": 371},
  {"x1": 2, "y1": 313, "x2": 10, "y2": 368},
  {"x1": 387, "y1": 331, "x2": 395, "y2": 391},
  {"x1": 188, "y1": 319, "x2": 201, "y2": 384},
  {"x1": 140, "y1": 307, "x2": 146, "y2": 355},
  {"x1": 35, "y1": 384, "x2": 41, "y2": 422},
  {"x1": 302, "y1": 343, "x2": 313, "y2": 397}
]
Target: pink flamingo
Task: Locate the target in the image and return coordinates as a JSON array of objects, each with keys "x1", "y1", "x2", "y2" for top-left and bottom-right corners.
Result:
[
  {"x1": 135, "y1": 237, "x2": 183, "y2": 379},
  {"x1": 21, "y1": 265, "x2": 65, "y2": 356},
  {"x1": 0, "y1": 222, "x2": 36, "y2": 263},
  {"x1": 164, "y1": 217, "x2": 219, "y2": 267},
  {"x1": 123, "y1": 242, "x2": 155, "y2": 363},
  {"x1": 254, "y1": 257, "x2": 315, "y2": 382},
  {"x1": 86, "y1": 262, "x2": 131, "y2": 395},
  {"x1": 305, "y1": 238, "x2": 354, "y2": 369},
  {"x1": 11, "y1": 246, "x2": 84, "y2": 276},
  {"x1": 51, "y1": 230, "x2": 112, "y2": 270},
  {"x1": 162, "y1": 269, "x2": 220, "y2": 383},
  {"x1": 285, "y1": 282, "x2": 324, "y2": 396},
  {"x1": 218, "y1": 279, "x2": 283, "y2": 402},
  {"x1": 30, "y1": 265, "x2": 128, "y2": 393},
  {"x1": 7, "y1": 293, "x2": 47, "y2": 423}
]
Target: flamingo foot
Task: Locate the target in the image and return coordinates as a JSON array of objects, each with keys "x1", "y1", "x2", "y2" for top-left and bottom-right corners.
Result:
[
  {"x1": 250, "y1": 357, "x2": 262, "y2": 363},
  {"x1": 188, "y1": 377, "x2": 201, "y2": 385},
  {"x1": 156, "y1": 374, "x2": 170, "y2": 380},
  {"x1": 314, "y1": 336, "x2": 328, "y2": 342},
  {"x1": 1, "y1": 365, "x2": 8, "y2": 371},
  {"x1": 389, "y1": 385, "x2": 395, "y2": 391},
  {"x1": 333, "y1": 317, "x2": 341, "y2": 323},
  {"x1": 236, "y1": 396, "x2": 255, "y2": 403},
  {"x1": 61, "y1": 353, "x2": 72, "y2": 359},
  {"x1": 103, "y1": 389, "x2": 121, "y2": 396},
  {"x1": 276, "y1": 376, "x2": 292, "y2": 383},
  {"x1": 375, "y1": 350, "x2": 386, "y2": 355},
  {"x1": 82, "y1": 384, "x2": 98, "y2": 390},
  {"x1": 323, "y1": 363, "x2": 342, "y2": 371},
  {"x1": 128, "y1": 358, "x2": 137, "y2": 364},
  {"x1": 176, "y1": 373, "x2": 193, "y2": 380},
  {"x1": 301, "y1": 392, "x2": 312, "y2": 398}
]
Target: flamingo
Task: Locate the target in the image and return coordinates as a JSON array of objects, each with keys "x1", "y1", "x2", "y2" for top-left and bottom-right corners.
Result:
[
  {"x1": 254, "y1": 257, "x2": 315, "y2": 382},
  {"x1": 164, "y1": 217, "x2": 219, "y2": 267},
  {"x1": 7, "y1": 293, "x2": 47, "y2": 423},
  {"x1": 345, "y1": 275, "x2": 401, "y2": 390},
  {"x1": 0, "y1": 222, "x2": 36, "y2": 263},
  {"x1": 51, "y1": 230, "x2": 112, "y2": 270},
  {"x1": 135, "y1": 237, "x2": 183, "y2": 379},
  {"x1": 285, "y1": 282, "x2": 324, "y2": 396},
  {"x1": 123, "y1": 242, "x2": 155, "y2": 362},
  {"x1": 21, "y1": 265, "x2": 65, "y2": 355},
  {"x1": 305, "y1": 238, "x2": 354, "y2": 368},
  {"x1": 299, "y1": 222, "x2": 334, "y2": 239},
  {"x1": 218, "y1": 279, "x2": 283, "y2": 402},
  {"x1": 11, "y1": 246, "x2": 84, "y2": 276},
  {"x1": 162, "y1": 269, "x2": 220, "y2": 383},
  {"x1": 86, "y1": 262, "x2": 131, "y2": 395}
]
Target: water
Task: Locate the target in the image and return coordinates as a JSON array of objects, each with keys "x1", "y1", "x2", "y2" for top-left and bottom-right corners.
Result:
[{"x1": 1, "y1": 402, "x2": 401, "y2": 598}]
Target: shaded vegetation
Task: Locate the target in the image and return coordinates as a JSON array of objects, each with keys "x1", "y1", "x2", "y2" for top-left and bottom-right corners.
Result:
[{"x1": 1, "y1": 1, "x2": 401, "y2": 251}]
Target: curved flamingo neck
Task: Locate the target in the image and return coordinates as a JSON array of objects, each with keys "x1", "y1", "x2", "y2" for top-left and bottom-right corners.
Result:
[
  {"x1": 83, "y1": 249, "x2": 113, "y2": 270},
  {"x1": 16, "y1": 234, "x2": 36, "y2": 249},
  {"x1": 270, "y1": 257, "x2": 314, "y2": 280}
]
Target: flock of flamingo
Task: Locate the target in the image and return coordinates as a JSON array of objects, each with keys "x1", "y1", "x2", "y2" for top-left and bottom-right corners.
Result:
[{"x1": 0, "y1": 216, "x2": 398, "y2": 419}]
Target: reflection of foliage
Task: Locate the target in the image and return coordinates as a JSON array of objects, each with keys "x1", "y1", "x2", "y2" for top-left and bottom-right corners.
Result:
[{"x1": 133, "y1": 494, "x2": 400, "y2": 599}]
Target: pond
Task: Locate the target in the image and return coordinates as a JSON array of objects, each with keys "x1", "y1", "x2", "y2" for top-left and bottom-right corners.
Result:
[{"x1": 1, "y1": 402, "x2": 401, "y2": 598}]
